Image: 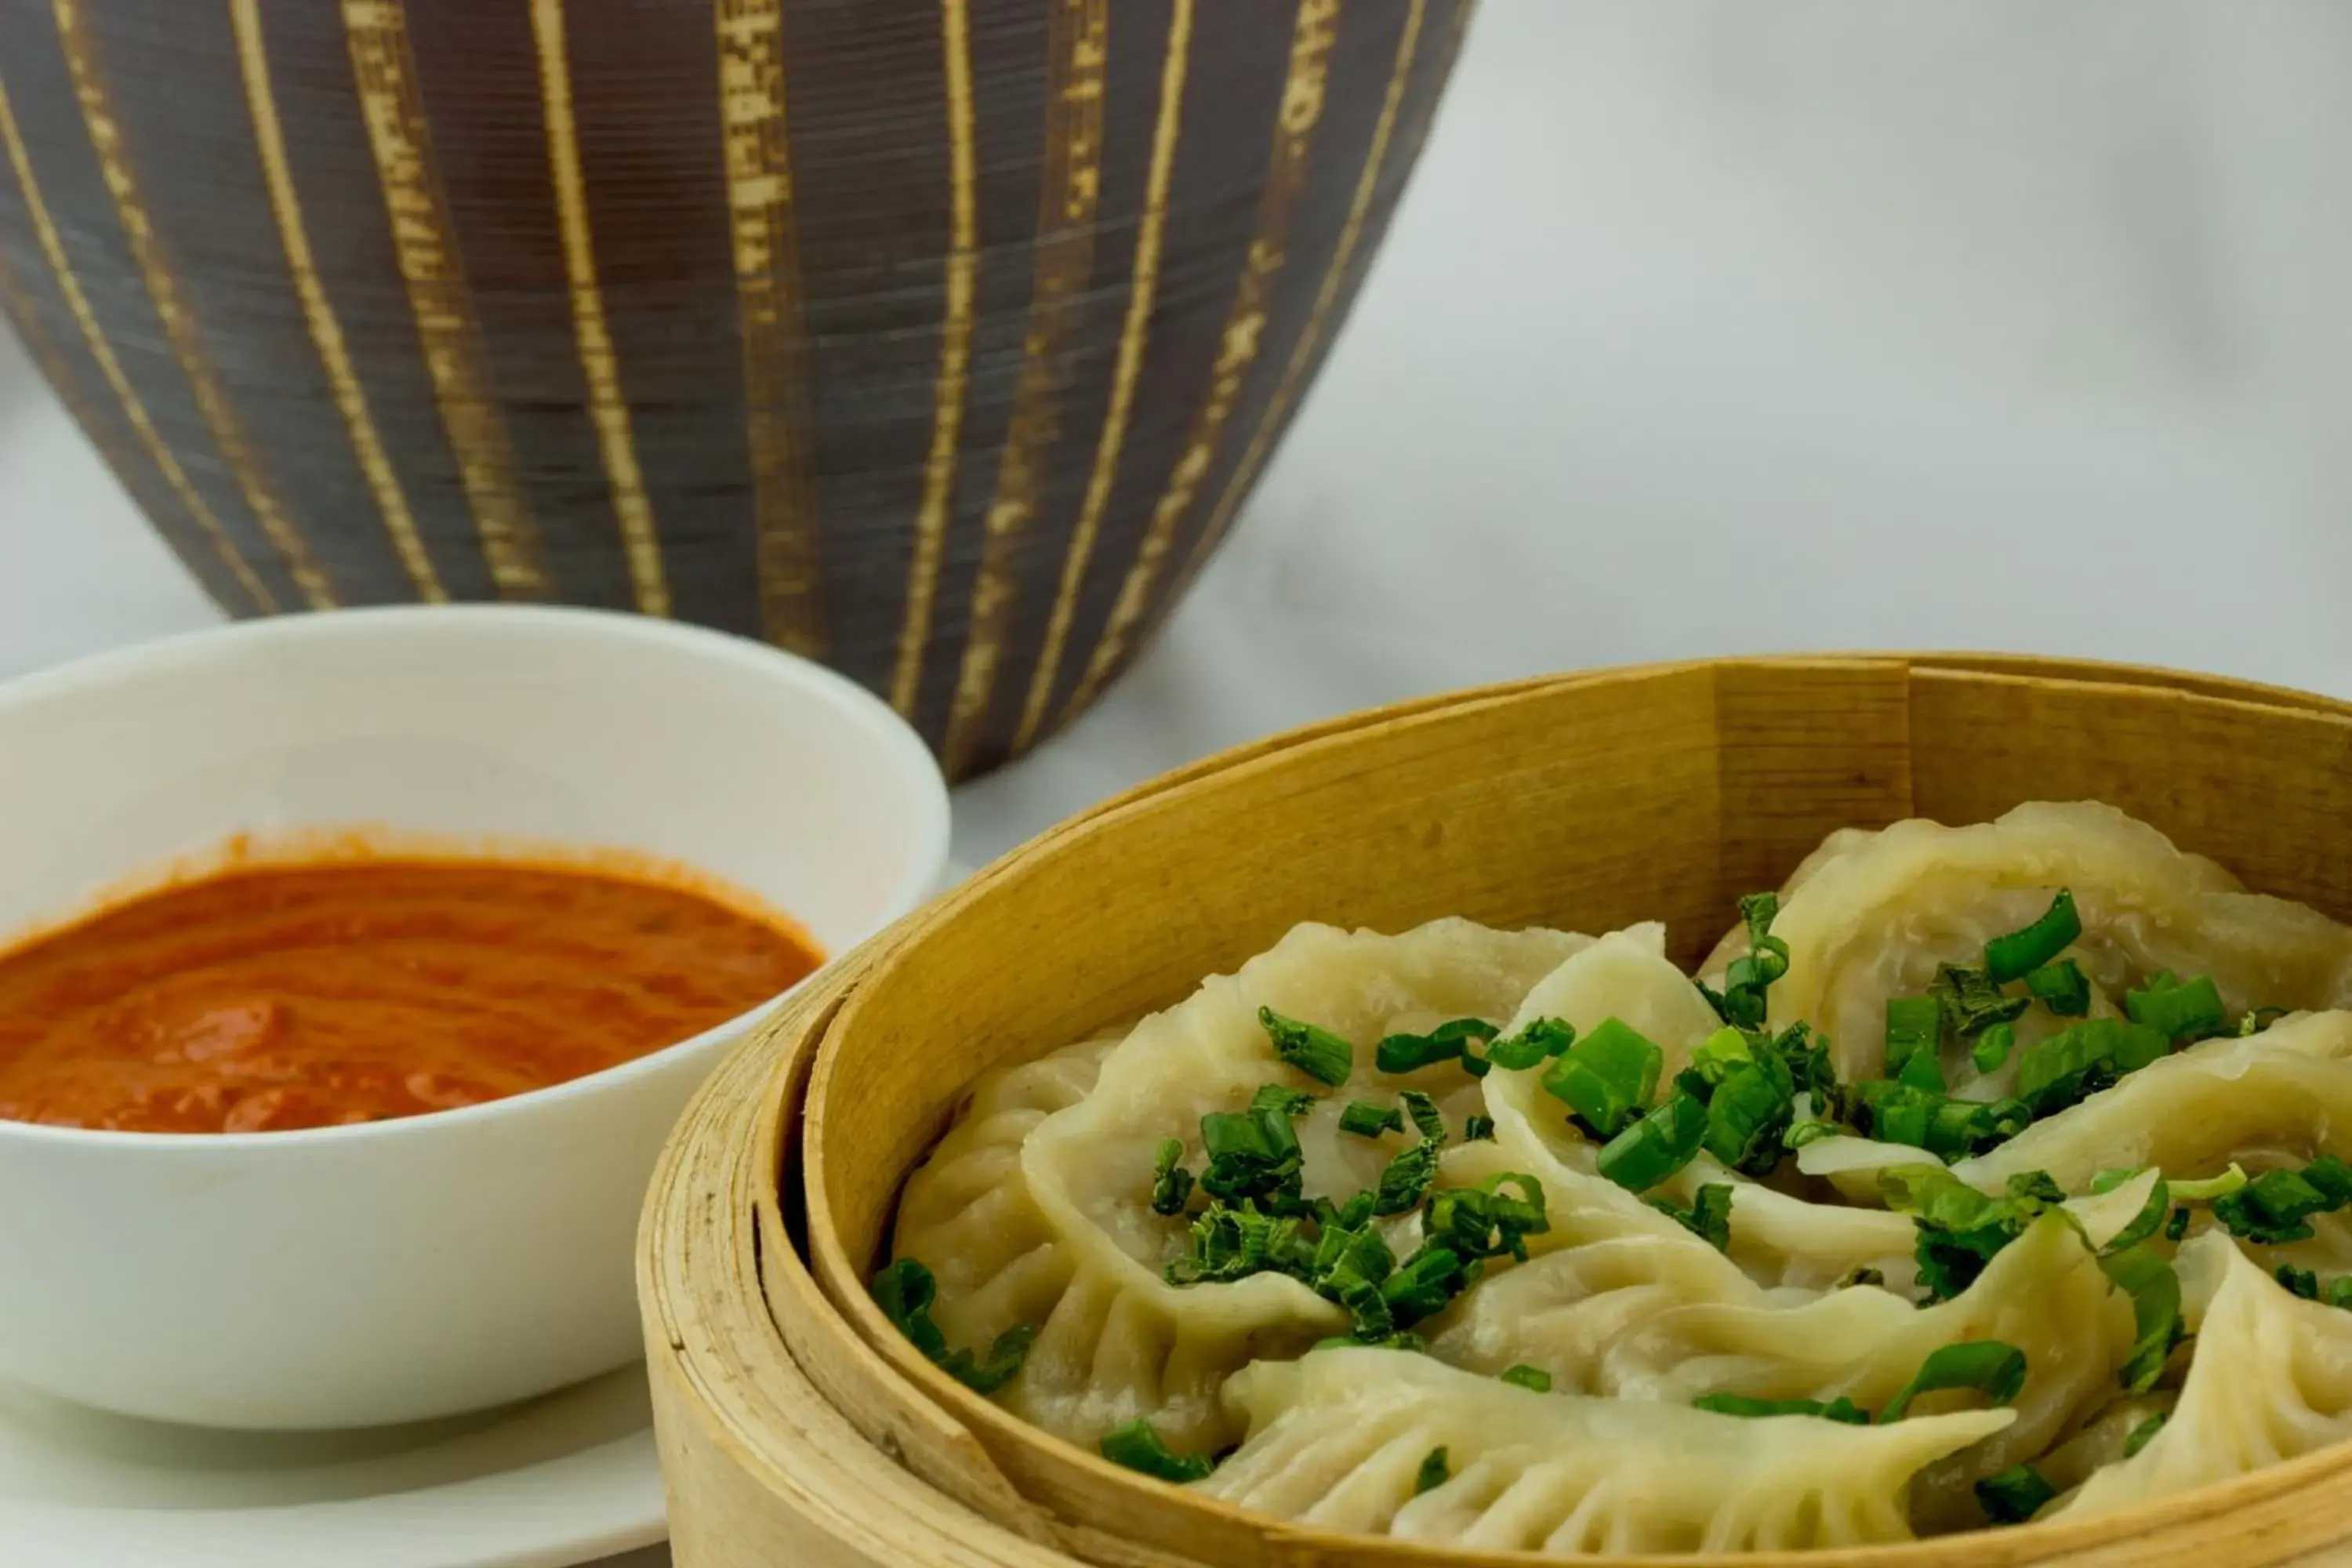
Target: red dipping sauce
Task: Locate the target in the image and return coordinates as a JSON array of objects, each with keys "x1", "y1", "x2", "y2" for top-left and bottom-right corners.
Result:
[{"x1": 0, "y1": 855, "x2": 821, "y2": 1134}]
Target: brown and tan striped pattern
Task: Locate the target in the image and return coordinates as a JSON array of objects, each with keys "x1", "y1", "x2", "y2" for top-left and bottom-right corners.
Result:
[
  {"x1": 1058, "y1": 0, "x2": 1343, "y2": 724},
  {"x1": 0, "y1": 0, "x2": 1469, "y2": 775},
  {"x1": 0, "y1": 56, "x2": 274, "y2": 612},
  {"x1": 938, "y1": 0, "x2": 1109, "y2": 775},
  {"x1": 344, "y1": 0, "x2": 548, "y2": 601},
  {"x1": 53, "y1": 0, "x2": 336, "y2": 609},
  {"x1": 530, "y1": 0, "x2": 671, "y2": 618},
  {"x1": 717, "y1": 0, "x2": 826, "y2": 659},
  {"x1": 1011, "y1": 0, "x2": 1195, "y2": 753},
  {"x1": 1171, "y1": 0, "x2": 1449, "y2": 607},
  {"x1": 232, "y1": 0, "x2": 446, "y2": 605}
]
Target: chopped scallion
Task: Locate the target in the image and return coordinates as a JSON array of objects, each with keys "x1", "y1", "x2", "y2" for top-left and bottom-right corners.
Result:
[
  {"x1": 1595, "y1": 1091, "x2": 1707, "y2": 1192},
  {"x1": 1338, "y1": 1100, "x2": 1404, "y2": 1139},
  {"x1": 1373, "y1": 1018, "x2": 1495, "y2": 1075},
  {"x1": 2123, "y1": 1411, "x2": 2167, "y2": 1458},
  {"x1": 1984, "y1": 890, "x2": 2082, "y2": 984},
  {"x1": 2125, "y1": 971, "x2": 2227, "y2": 1043},
  {"x1": 2024, "y1": 959, "x2": 2091, "y2": 1017},
  {"x1": 1541, "y1": 1016, "x2": 1663, "y2": 1139},
  {"x1": 1648, "y1": 1182, "x2": 1734, "y2": 1252},
  {"x1": 1976, "y1": 1464, "x2": 2056, "y2": 1524},
  {"x1": 1259, "y1": 1006, "x2": 1353, "y2": 1086},
  {"x1": 1100, "y1": 1419, "x2": 1214, "y2": 1482},
  {"x1": 1971, "y1": 1021, "x2": 2016, "y2": 1075},
  {"x1": 1414, "y1": 1446, "x2": 1450, "y2": 1494},
  {"x1": 1881, "y1": 1339, "x2": 2028, "y2": 1421},
  {"x1": 1692, "y1": 1392, "x2": 1869, "y2": 1424},
  {"x1": 1149, "y1": 1137, "x2": 1194, "y2": 1216},
  {"x1": 1499, "y1": 1364, "x2": 1552, "y2": 1392}
]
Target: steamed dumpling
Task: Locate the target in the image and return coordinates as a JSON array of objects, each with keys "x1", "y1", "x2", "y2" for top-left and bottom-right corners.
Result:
[
  {"x1": 1202, "y1": 1348, "x2": 2013, "y2": 1553},
  {"x1": 1762, "y1": 802, "x2": 2352, "y2": 1093},
  {"x1": 893, "y1": 1033, "x2": 1120, "y2": 1356},
  {"x1": 1602, "y1": 1212, "x2": 2133, "y2": 1530},
  {"x1": 1003, "y1": 918, "x2": 1588, "y2": 1448},
  {"x1": 2055, "y1": 1232, "x2": 2352, "y2": 1519},
  {"x1": 1481, "y1": 928, "x2": 1916, "y2": 1290}
]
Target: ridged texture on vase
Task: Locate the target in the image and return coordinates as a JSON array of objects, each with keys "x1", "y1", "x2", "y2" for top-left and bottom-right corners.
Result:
[{"x1": 0, "y1": 0, "x2": 1469, "y2": 778}]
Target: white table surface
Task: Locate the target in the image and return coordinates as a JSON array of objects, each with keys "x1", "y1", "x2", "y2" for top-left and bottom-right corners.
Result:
[{"x1": 9, "y1": 4, "x2": 2352, "y2": 1563}]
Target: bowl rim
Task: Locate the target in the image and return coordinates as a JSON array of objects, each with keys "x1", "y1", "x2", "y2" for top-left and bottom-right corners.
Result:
[{"x1": 0, "y1": 602, "x2": 952, "y2": 1153}]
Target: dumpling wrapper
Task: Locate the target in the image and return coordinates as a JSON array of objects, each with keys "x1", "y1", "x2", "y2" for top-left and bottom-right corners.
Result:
[
  {"x1": 934, "y1": 917, "x2": 1590, "y2": 1449},
  {"x1": 1202, "y1": 1346, "x2": 2013, "y2": 1554}
]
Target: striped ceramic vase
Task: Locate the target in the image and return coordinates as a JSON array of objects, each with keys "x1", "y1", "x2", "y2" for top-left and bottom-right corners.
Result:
[{"x1": 0, "y1": 0, "x2": 1469, "y2": 778}]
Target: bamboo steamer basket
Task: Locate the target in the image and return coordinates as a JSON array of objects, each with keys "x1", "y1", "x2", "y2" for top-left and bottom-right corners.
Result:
[{"x1": 644, "y1": 654, "x2": 2352, "y2": 1568}]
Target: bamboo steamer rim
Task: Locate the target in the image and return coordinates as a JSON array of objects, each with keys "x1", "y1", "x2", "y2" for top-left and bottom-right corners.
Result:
[{"x1": 662, "y1": 653, "x2": 2352, "y2": 1568}]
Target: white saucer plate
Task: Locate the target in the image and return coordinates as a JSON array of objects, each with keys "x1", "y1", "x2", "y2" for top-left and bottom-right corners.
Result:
[{"x1": 0, "y1": 1363, "x2": 662, "y2": 1568}]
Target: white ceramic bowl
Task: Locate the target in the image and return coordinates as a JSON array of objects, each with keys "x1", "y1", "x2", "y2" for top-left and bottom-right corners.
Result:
[{"x1": 0, "y1": 606, "x2": 948, "y2": 1430}]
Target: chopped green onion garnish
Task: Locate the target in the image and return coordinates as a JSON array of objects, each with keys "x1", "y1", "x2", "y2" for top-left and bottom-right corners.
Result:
[
  {"x1": 2169, "y1": 1163, "x2": 2249, "y2": 1202},
  {"x1": 2164, "y1": 1206, "x2": 2190, "y2": 1241},
  {"x1": 1541, "y1": 1016, "x2": 1662, "y2": 1139},
  {"x1": 1881, "y1": 1166, "x2": 2060, "y2": 1302},
  {"x1": 1851, "y1": 1080, "x2": 2027, "y2": 1160},
  {"x1": 1338, "y1": 1100, "x2": 1403, "y2": 1138},
  {"x1": 2212, "y1": 1157, "x2": 2352, "y2": 1243},
  {"x1": 1414, "y1": 1446, "x2": 1450, "y2": 1494},
  {"x1": 1481, "y1": 1018, "x2": 1573, "y2": 1073},
  {"x1": 2123, "y1": 1411, "x2": 2167, "y2": 1457},
  {"x1": 1374, "y1": 1141, "x2": 1441, "y2": 1216},
  {"x1": 1373, "y1": 1018, "x2": 1495, "y2": 1075},
  {"x1": 1259, "y1": 1006, "x2": 1352, "y2": 1086},
  {"x1": 1784, "y1": 1119, "x2": 1840, "y2": 1149},
  {"x1": 1100, "y1": 1419, "x2": 1214, "y2": 1482},
  {"x1": 1399, "y1": 1089, "x2": 1446, "y2": 1143},
  {"x1": 1840, "y1": 1265, "x2": 1886, "y2": 1288},
  {"x1": 1499, "y1": 1364, "x2": 1552, "y2": 1392},
  {"x1": 2024, "y1": 959, "x2": 2091, "y2": 1017},
  {"x1": 1692, "y1": 1392, "x2": 1869, "y2": 1425},
  {"x1": 1149, "y1": 1138, "x2": 1194, "y2": 1215},
  {"x1": 2014, "y1": 1018, "x2": 2171, "y2": 1117},
  {"x1": 1976, "y1": 1464, "x2": 2056, "y2": 1524},
  {"x1": 2125, "y1": 972, "x2": 2227, "y2": 1043},
  {"x1": 2238, "y1": 1006, "x2": 2289, "y2": 1036},
  {"x1": 1249, "y1": 1083, "x2": 1316, "y2": 1117},
  {"x1": 1463, "y1": 1114, "x2": 1496, "y2": 1142},
  {"x1": 2090, "y1": 1167, "x2": 2139, "y2": 1194},
  {"x1": 1425, "y1": 1173, "x2": 1549, "y2": 1261},
  {"x1": 1595, "y1": 1091, "x2": 1707, "y2": 1192},
  {"x1": 1700, "y1": 1052, "x2": 1798, "y2": 1173},
  {"x1": 2103, "y1": 1244, "x2": 2185, "y2": 1392},
  {"x1": 1881, "y1": 1338, "x2": 2028, "y2": 1421},
  {"x1": 1984, "y1": 890, "x2": 2082, "y2": 984},
  {"x1": 1971, "y1": 1022, "x2": 2016, "y2": 1075},
  {"x1": 1884, "y1": 996, "x2": 1941, "y2": 1082},
  {"x1": 1648, "y1": 1182, "x2": 1734, "y2": 1252},
  {"x1": 1197, "y1": 1104, "x2": 1305, "y2": 1207},
  {"x1": 2278, "y1": 1263, "x2": 2321, "y2": 1300},
  {"x1": 1933, "y1": 963, "x2": 2031, "y2": 1039},
  {"x1": 2102, "y1": 1176, "x2": 2171, "y2": 1257},
  {"x1": 1380, "y1": 1243, "x2": 1476, "y2": 1327},
  {"x1": 871, "y1": 1258, "x2": 1037, "y2": 1394}
]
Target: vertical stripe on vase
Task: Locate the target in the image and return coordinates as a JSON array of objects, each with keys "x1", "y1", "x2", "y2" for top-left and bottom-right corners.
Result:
[
  {"x1": 0, "y1": 56, "x2": 275, "y2": 612},
  {"x1": 716, "y1": 0, "x2": 826, "y2": 659},
  {"x1": 1058, "y1": 0, "x2": 1342, "y2": 722},
  {"x1": 1170, "y1": 0, "x2": 1439, "y2": 606},
  {"x1": 1011, "y1": 0, "x2": 1194, "y2": 753},
  {"x1": 938, "y1": 0, "x2": 1109, "y2": 776},
  {"x1": 342, "y1": 0, "x2": 550, "y2": 601},
  {"x1": 887, "y1": 0, "x2": 983, "y2": 715},
  {"x1": 230, "y1": 0, "x2": 446, "y2": 604},
  {"x1": 0, "y1": 240, "x2": 252, "y2": 612},
  {"x1": 51, "y1": 0, "x2": 336, "y2": 609},
  {"x1": 528, "y1": 0, "x2": 671, "y2": 618}
]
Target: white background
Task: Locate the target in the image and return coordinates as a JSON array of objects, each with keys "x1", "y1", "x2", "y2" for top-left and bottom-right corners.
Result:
[{"x1": 5, "y1": 4, "x2": 2352, "y2": 1562}]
